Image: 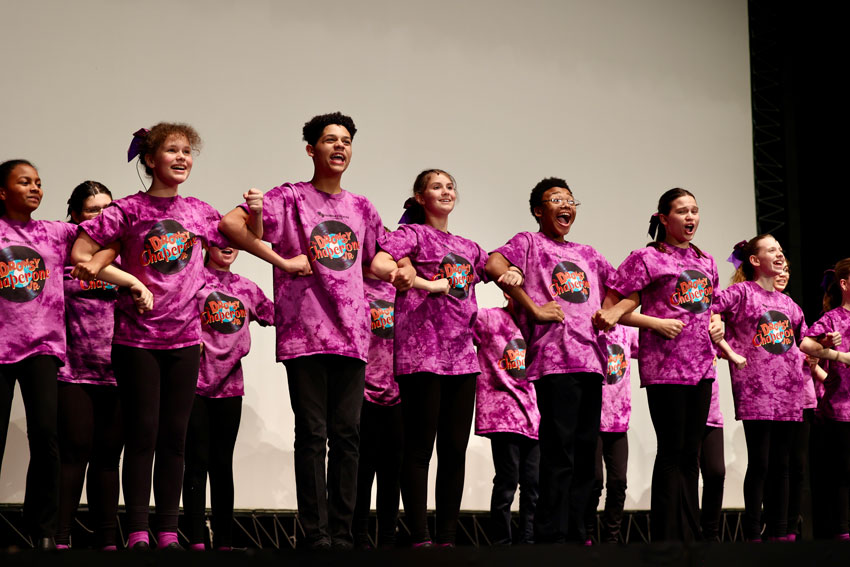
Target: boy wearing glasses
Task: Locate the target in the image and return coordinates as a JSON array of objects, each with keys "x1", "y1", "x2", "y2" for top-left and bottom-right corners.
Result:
[{"x1": 486, "y1": 177, "x2": 614, "y2": 545}]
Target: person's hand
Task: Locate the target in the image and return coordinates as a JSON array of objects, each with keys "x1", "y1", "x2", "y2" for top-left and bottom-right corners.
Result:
[
  {"x1": 390, "y1": 264, "x2": 416, "y2": 291},
  {"x1": 129, "y1": 280, "x2": 154, "y2": 313},
  {"x1": 533, "y1": 301, "x2": 565, "y2": 323},
  {"x1": 729, "y1": 352, "x2": 747, "y2": 370},
  {"x1": 708, "y1": 318, "x2": 725, "y2": 344},
  {"x1": 244, "y1": 188, "x2": 264, "y2": 215},
  {"x1": 653, "y1": 318, "x2": 685, "y2": 339},
  {"x1": 70, "y1": 260, "x2": 100, "y2": 281},
  {"x1": 592, "y1": 307, "x2": 620, "y2": 331},
  {"x1": 283, "y1": 254, "x2": 313, "y2": 276},
  {"x1": 497, "y1": 269, "x2": 523, "y2": 288},
  {"x1": 426, "y1": 278, "x2": 451, "y2": 295}
]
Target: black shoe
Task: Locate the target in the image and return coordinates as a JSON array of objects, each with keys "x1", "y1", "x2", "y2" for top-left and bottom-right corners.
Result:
[
  {"x1": 331, "y1": 540, "x2": 354, "y2": 551},
  {"x1": 36, "y1": 537, "x2": 56, "y2": 551},
  {"x1": 131, "y1": 541, "x2": 151, "y2": 551},
  {"x1": 304, "y1": 539, "x2": 331, "y2": 552},
  {"x1": 159, "y1": 542, "x2": 184, "y2": 551}
]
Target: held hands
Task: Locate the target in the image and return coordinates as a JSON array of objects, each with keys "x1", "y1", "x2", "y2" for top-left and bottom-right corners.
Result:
[
  {"x1": 533, "y1": 301, "x2": 565, "y2": 323},
  {"x1": 129, "y1": 280, "x2": 154, "y2": 314},
  {"x1": 282, "y1": 254, "x2": 313, "y2": 276},
  {"x1": 592, "y1": 307, "x2": 620, "y2": 332},
  {"x1": 822, "y1": 331, "x2": 842, "y2": 349},
  {"x1": 653, "y1": 318, "x2": 685, "y2": 339},
  {"x1": 244, "y1": 188, "x2": 264, "y2": 215},
  {"x1": 70, "y1": 260, "x2": 100, "y2": 282},
  {"x1": 389, "y1": 264, "x2": 416, "y2": 291}
]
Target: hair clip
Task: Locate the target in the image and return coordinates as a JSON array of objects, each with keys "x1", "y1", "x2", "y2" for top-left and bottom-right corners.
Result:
[
  {"x1": 127, "y1": 128, "x2": 150, "y2": 163},
  {"x1": 726, "y1": 240, "x2": 748, "y2": 269}
]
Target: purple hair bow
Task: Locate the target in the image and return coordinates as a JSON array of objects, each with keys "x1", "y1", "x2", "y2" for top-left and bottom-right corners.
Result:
[
  {"x1": 398, "y1": 197, "x2": 419, "y2": 225},
  {"x1": 821, "y1": 268, "x2": 836, "y2": 292},
  {"x1": 127, "y1": 128, "x2": 150, "y2": 162},
  {"x1": 726, "y1": 240, "x2": 748, "y2": 269}
]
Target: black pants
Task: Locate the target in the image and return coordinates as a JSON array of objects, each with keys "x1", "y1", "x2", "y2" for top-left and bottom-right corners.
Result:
[
  {"x1": 182, "y1": 394, "x2": 242, "y2": 548},
  {"x1": 352, "y1": 399, "x2": 404, "y2": 547},
  {"x1": 699, "y1": 425, "x2": 725, "y2": 541},
  {"x1": 742, "y1": 419, "x2": 797, "y2": 540},
  {"x1": 585, "y1": 431, "x2": 628, "y2": 543},
  {"x1": 56, "y1": 382, "x2": 123, "y2": 547},
  {"x1": 645, "y1": 379, "x2": 712, "y2": 542},
  {"x1": 533, "y1": 372, "x2": 602, "y2": 543},
  {"x1": 397, "y1": 372, "x2": 476, "y2": 545},
  {"x1": 0, "y1": 355, "x2": 60, "y2": 539},
  {"x1": 787, "y1": 408, "x2": 812, "y2": 537},
  {"x1": 489, "y1": 432, "x2": 540, "y2": 545},
  {"x1": 112, "y1": 344, "x2": 200, "y2": 534},
  {"x1": 827, "y1": 419, "x2": 850, "y2": 536},
  {"x1": 284, "y1": 354, "x2": 366, "y2": 548}
]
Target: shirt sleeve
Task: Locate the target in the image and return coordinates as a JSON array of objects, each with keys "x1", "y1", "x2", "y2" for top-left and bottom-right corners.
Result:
[
  {"x1": 257, "y1": 185, "x2": 290, "y2": 245},
  {"x1": 248, "y1": 280, "x2": 275, "y2": 327},
  {"x1": 472, "y1": 309, "x2": 488, "y2": 346},
  {"x1": 806, "y1": 312, "x2": 834, "y2": 338},
  {"x1": 608, "y1": 249, "x2": 651, "y2": 298},
  {"x1": 492, "y1": 232, "x2": 531, "y2": 274},
  {"x1": 359, "y1": 199, "x2": 384, "y2": 266},
  {"x1": 79, "y1": 202, "x2": 127, "y2": 247},
  {"x1": 474, "y1": 242, "x2": 490, "y2": 284},
  {"x1": 378, "y1": 225, "x2": 419, "y2": 261}
]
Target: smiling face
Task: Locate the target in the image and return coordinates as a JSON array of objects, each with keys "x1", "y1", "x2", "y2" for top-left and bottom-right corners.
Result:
[
  {"x1": 774, "y1": 262, "x2": 789, "y2": 292},
  {"x1": 0, "y1": 164, "x2": 42, "y2": 218},
  {"x1": 660, "y1": 195, "x2": 699, "y2": 248},
  {"x1": 414, "y1": 172, "x2": 456, "y2": 219},
  {"x1": 307, "y1": 124, "x2": 352, "y2": 176},
  {"x1": 207, "y1": 246, "x2": 238, "y2": 271},
  {"x1": 146, "y1": 134, "x2": 193, "y2": 188},
  {"x1": 751, "y1": 235, "x2": 785, "y2": 279},
  {"x1": 534, "y1": 186, "x2": 576, "y2": 241}
]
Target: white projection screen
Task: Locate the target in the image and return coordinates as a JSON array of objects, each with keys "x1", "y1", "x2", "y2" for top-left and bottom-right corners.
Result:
[{"x1": 0, "y1": 0, "x2": 754, "y2": 511}]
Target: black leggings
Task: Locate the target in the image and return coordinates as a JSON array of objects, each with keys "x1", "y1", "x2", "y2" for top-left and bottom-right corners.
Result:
[
  {"x1": 0, "y1": 355, "x2": 60, "y2": 539},
  {"x1": 787, "y1": 408, "x2": 812, "y2": 537},
  {"x1": 353, "y1": 400, "x2": 404, "y2": 547},
  {"x1": 182, "y1": 394, "x2": 242, "y2": 548},
  {"x1": 112, "y1": 344, "x2": 200, "y2": 534},
  {"x1": 645, "y1": 379, "x2": 712, "y2": 542},
  {"x1": 828, "y1": 419, "x2": 850, "y2": 536},
  {"x1": 742, "y1": 420, "x2": 797, "y2": 540},
  {"x1": 56, "y1": 382, "x2": 123, "y2": 547},
  {"x1": 398, "y1": 373, "x2": 475, "y2": 545},
  {"x1": 699, "y1": 425, "x2": 725, "y2": 541},
  {"x1": 586, "y1": 431, "x2": 628, "y2": 543},
  {"x1": 490, "y1": 432, "x2": 540, "y2": 545}
]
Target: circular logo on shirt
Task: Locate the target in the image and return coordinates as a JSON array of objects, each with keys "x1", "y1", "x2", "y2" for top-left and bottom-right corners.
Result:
[
  {"x1": 669, "y1": 269, "x2": 713, "y2": 313},
  {"x1": 369, "y1": 299, "x2": 395, "y2": 339},
  {"x1": 0, "y1": 246, "x2": 48, "y2": 303},
  {"x1": 499, "y1": 338, "x2": 527, "y2": 379},
  {"x1": 202, "y1": 291, "x2": 247, "y2": 334},
  {"x1": 606, "y1": 343, "x2": 628, "y2": 385},
  {"x1": 435, "y1": 253, "x2": 475, "y2": 299},
  {"x1": 550, "y1": 261, "x2": 590, "y2": 303},
  {"x1": 752, "y1": 310, "x2": 794, "y2": 354},
  {"x1": 140, "y1": 220, "x2": 197, "y2": 274},
  {"x1": 308, "y1": 220, "x2": 360, "y2": 271}
]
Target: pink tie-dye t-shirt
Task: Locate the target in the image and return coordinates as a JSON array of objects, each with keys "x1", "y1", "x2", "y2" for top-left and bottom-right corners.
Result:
[
  {"x1": 473, "y1": 307, "x2": 539, "y2": 439},
  {"x1": 364, "y1": 277, "x2": 399, "y2": 406},
  {"x1": 196, "y1": 267, "x2": 273, "y2": 398},
  {"x1": 609, "y1": 245, "x2": 718, "y2": 387},
  {"x1": 599, "y1": 325, "x2": 639, "y2": 433},
  {"x1": 493, "y1": 231, "x2": 613, "y2": 381},
  {"x1": 244, "y1": 182, "x2": 382, "y2": 363},
  {"x1": 81, "y1": 192, "x2": 227, "y2": 349},
  {"x1": 59, "y1": 265, "x2": 118, "y2": 385},
  {"x1": 0, "y1": 217, "x2": 77, "y2": 365},
  {"x1": 713, "y1": 281, "x2": 807, "y2": 421},
  {"x1": 379, "y1": 223, "x2": 488, "y2": 377},
  {"x1": 807, "y1": 307, "x2": 850, "y2": 421}
]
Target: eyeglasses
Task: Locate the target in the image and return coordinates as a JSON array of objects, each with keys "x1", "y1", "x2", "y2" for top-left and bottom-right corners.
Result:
[
  {"x1": 541, "y1": 198, "x2": 581, "y2": 207},
  {"x1": 82, "y1": 206, "x2": 105, "y2": 214}
]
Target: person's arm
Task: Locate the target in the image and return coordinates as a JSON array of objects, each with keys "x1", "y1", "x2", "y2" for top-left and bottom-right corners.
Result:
[
  {"x1": 219, "y1": 206, "x2": 311, "y2": 275},
  {"x1": 71, "y1": 232, "x2": 152, "y2": 313},
  {"x1": 716, "y1": 339, "x2": 747, "y2": 369},
  {"x1": 593, "y1": 289, "x2": 640, "y2": 331},
  {"x1": 800, "y1": 336, "x2": 850, "y2": 365},
  {"x1": 70, "y1": 241, "x2": 120, "y2": 281},
  {"x1": 485, "y1": 252, "x2": 563, "y2": 323},
  {"x1": 371, "y1": 251, "x2": 448, "y2": 294}
]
